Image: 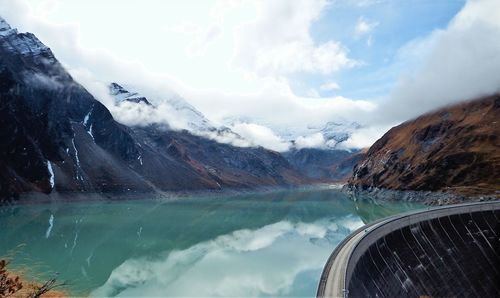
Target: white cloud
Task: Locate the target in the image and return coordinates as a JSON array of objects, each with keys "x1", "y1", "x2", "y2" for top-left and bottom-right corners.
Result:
[
  {"x1": 352, "y1": 0, "x2": 386, "y2": 7},
  {"x1": 366, "y1": 35, "x2": 373, "y2": 46},
  {"x1": 373, "y1": 0, "x2": 500, "y2": 125},
  {"x1": 306, "y1": 88, "x2": 321, "y2": 98},
  {"x1": 232, "y1": 0, "x2": 359, "y2": 76},
  {"x1": 295, "y1": 133, "x2": 326, "y2": 149},
  {"x1": 0, "y1": 0, "x2": 372, "y2": 151},
  {"x1": 355, "y1": 16, "x2": 379, "y2": 36},
  {"x1": 320, "y1": 81, "x2": 341, "y2": 91},
  {"x1": 229, "y1": 122, "x2": 291, "y2": 152},
  {"x1": 252, "y1": 40, "x2": 357, "y2": 75},
  {"x1": 3, "y1": 0, "x2": 498, "y2": 152},
  {"x1": 189, "y1": 25, "x2": 222, "y2": 56},
  {"x1": 354, "y1": 16, "x2": 379, "y2": 47},
  {"x1": 166, "y1": 21, "x2": 222, "y2": 57},
  {"x1": 337, "y1": 125, "x2": 391, "y2": 149},
  {"x1": 186, "y1": 76, "x2": 376, "y2": 131}
]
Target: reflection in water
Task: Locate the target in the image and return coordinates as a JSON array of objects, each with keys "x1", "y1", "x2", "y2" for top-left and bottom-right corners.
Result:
[
  {"x1": 0, "y1": 189, "x2": 422, "y2": 297},
  {"x1": 354, "y1": 198, "x2": 419, "y2": 224},
  {"x1": 91, "y1": 218, "x2": 356, "y2": 297}
]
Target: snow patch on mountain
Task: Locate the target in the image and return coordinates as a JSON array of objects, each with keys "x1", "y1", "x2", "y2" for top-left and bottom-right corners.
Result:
[
  {"x1": 88, "y1": 124, "x2": 95, "y2": 142},
  {"x1": 0, "y1": 17, "x2": 49, "y2": 56},
  {"x1": 70, "y1": 138, "x2": 84, "y2": 181},
  {"x1": 109, "y1": 83, "x2": 152, "y2": 106},
  {"x1": 274, "y1": 121, "x2": 360, "y2": 146},
  {"x1": 0, "y1": 16, "x2": 16, "y2": 36},
  {"x1": 83, "y1": 106, "x2": 93, "y2": 126},
  {"x1": 47, "y1": 160, "x2": 55, "y2": 189}
]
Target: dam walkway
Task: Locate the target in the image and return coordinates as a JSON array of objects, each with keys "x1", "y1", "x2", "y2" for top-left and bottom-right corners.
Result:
[{"x1": 317, "y1": 201, "x2": 500, "y2": 298}]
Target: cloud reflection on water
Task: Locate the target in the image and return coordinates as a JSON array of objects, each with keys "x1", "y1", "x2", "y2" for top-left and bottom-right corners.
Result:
[{"x1": 91, "y1": 216, "x2": 363, "y2": 297}]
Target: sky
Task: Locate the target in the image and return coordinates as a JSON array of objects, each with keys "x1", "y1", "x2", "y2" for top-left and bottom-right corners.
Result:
[{"x1": 1, "y1": 0, "x2": 500, "y2": 150}]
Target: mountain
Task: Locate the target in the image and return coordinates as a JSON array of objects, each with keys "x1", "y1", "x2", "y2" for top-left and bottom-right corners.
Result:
[
  {"x1": 279, "y1": 121, "x2": 364, "y2": 181},
  {"x1": 284, "y1": 148, "x2": 365, "y2": 181},
  {"x1": 347, "y1": 94, "x2": 500, "y2": 198},
  {"x1": 108, "y1": 82, "x2": 251, "y2": 145},
  {"x1": 109, "y1": 82, "x2": 153, "y2": 106},
  {"x1": 108, "y1": 82, "x2": 366, "y2": 183},
  {"x1": 220, "y1": 117, "x2": 365, "y2": 181},
  {"x1": 109, "y1": 82, "x2": 217, "y2": 133},
  {"x1": 0, "y1": 16, "x2": 312, "y2": 203}
]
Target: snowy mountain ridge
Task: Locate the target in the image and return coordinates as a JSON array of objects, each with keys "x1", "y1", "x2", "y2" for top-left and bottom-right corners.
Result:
[
  {"x1": 0, "y1": 16, "x2": 49, "y2": 56},
  {"x1": 0, "y1": 16, "x2": 16, "y2": 36},
  {"x1": 109, "y1": 82, "x2": 215, "y2": 133},
  {"x1": 108, "y1": 83, "x2": 251, "y2": 148},
  {"x1": 108, "y1": 82, "x2": 360, "y2": 151},
  {"x1": 223, "y1": 116, "x2": 361, "y2": 150}
]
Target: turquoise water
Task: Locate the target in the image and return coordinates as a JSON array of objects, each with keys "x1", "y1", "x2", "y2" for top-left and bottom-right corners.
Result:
[{"x1": 0, "y1": 189, "x2": 422, "y2": 297}]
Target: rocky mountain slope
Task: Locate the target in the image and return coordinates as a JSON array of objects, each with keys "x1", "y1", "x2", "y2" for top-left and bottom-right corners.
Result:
[
  {"x1": 284, "y1": 148, "x2": 365, "y2": 181},
  {"x1": 348, "y1": 94, "x2": 500, "y2": 198},
  {"x1": 0, "y1": 16, "x2": 315, "y2": 202}
]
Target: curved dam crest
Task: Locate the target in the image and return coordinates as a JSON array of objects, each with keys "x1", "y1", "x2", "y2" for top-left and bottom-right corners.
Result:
[{"x1": 318, "y1": 201, "x2": 500, "y2": 298}]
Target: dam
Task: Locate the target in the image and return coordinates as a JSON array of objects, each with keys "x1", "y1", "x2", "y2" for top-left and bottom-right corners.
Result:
[{"x1": 317, "y1": 201, "x2": 500, "y2": 298}]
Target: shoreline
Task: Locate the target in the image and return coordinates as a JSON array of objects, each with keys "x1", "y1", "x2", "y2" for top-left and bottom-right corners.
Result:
[
  {"x1": 4, "y1": 182, "x2": 496, "y2": 207},
  {"x1": 4, "y1": 182, "x2": 346, "y2": 207},
  {"x1": 343, "y1": 184, "x2": 499, "y2": 206}
]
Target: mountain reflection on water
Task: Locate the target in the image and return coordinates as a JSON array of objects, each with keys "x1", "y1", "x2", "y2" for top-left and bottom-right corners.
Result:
[{"x1": 0, "y1": 189, "x2": 422, "y2": 297}]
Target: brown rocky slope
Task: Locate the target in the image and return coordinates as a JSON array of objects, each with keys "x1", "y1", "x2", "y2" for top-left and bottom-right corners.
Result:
[{"x1": 348, "y1": 93, "x2": 500, "y2": 199}]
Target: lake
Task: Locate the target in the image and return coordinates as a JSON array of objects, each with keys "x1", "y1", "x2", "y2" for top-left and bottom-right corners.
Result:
[{"x1": 0, "y1": 188, "x2": 422, "y2": 297}]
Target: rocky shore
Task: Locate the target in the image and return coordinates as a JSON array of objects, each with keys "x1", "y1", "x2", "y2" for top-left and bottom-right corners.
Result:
[{"x1": 343, "y1": 184, "x2": 499, "y2": 206}]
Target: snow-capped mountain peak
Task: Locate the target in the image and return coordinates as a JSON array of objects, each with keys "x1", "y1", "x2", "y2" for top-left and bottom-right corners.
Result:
[
  {"x1": 109, "y1": 83, "x2": 152, "y2": 106},
  {"x1": 108, "y1": 82, "x2": 215, "y2": 132},
  {"x1": 319, "y1": 121, "x2": 361, "y2": 147},
  {"x1": 0, "y1": 17, "x2": 50, "y2": 57},
  {"x1": 0, "y1": 17, "x2": 15, "y2": 36}
]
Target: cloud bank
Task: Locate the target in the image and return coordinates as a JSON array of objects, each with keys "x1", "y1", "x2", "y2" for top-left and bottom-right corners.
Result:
[
  {"x1": 1, "y1": 0, "x2": 499, "y2": 151},
  {"x1": 373, "y1": 0, "x2": 500, "y2": 125},
  {"x1": 346, "y1": 0, "x2": 500, "y2": 145},
  {"x1": 232, "y1": 0, "x2": 358, "y2": 76},
  {"x1": 0, "y1": 0, "x2": 373, "y2": 151}
]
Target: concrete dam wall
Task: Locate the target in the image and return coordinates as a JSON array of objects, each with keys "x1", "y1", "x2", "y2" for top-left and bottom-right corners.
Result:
[{"x1": 318, "y1": 202, "x2": 500, "y2": 298}]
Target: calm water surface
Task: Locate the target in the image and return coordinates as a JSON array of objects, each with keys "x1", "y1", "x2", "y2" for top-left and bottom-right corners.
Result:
[{"x1": 0, "y1": 188, "x2": 423, "y2": 297}]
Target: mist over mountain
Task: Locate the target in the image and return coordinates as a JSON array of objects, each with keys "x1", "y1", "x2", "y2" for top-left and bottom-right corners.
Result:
[
  {"x1": 1, "y1": 0, "x2": 499, "y2": 203},
  {"x1": 0, "y1": 17, "x2": 359, "y2": 202}
]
